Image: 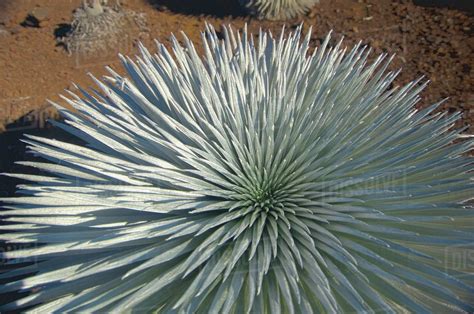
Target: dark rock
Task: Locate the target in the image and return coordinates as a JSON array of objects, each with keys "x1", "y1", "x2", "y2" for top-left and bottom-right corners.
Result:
[{"x1": 22, "y1": 7, "x2": 50, "y2": 28}]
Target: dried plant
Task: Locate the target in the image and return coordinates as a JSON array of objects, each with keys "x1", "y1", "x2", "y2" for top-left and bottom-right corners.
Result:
[
  {"x1": 239, "y1": 0, "x2": 320, "y2": 20},
  {"x1": 59, "y1": 0, "x2": 147, "y2": 55},
  {"x1": 1, "y1": 25, "x2": 473, "y2": 312}
]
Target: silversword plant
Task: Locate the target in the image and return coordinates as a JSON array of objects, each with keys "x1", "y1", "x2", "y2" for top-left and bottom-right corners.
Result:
[
  {"x1": 1, "y1": 24, "x2": 473, "y2": 312},
  {"x1": 239, "y1": 0, "x2": 320, "y2": 20}
]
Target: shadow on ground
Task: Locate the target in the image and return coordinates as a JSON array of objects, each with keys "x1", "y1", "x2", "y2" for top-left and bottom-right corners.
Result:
[
  {"x1": 0, "y1": 116, "x2": 80, "y2": 309},
  {"x1": 147, "y1": 0, "x2": 247, "y2": 18},
  {"x1": 413, "y1": 0, "x2": 473, "y2": 13}
]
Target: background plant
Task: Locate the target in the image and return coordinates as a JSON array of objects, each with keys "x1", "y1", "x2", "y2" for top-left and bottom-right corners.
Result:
[
  {"x1": 59, "y1": 0, "x2": 147, "y2": 55},
  {"x1": 239, "y1": 0, "x2": 320, "y2": 20}
]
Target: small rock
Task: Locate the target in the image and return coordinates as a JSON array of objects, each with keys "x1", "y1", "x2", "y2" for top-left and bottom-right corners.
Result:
[
  {"x1": 23, "y1": 7, "x2": 50, "y2": 28},
  {"x1": 32, "y1": 7, "x2": 49, "y2": 22},
  {"x1": 462, "y1": 64, "x2": 471, "y2": 74},
  {"x1": 0, "y1": 26, "x2": 9, "y2": 37},
  {"x1": 154, "y1": 4, "x2": 168, "y2": 12}
]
